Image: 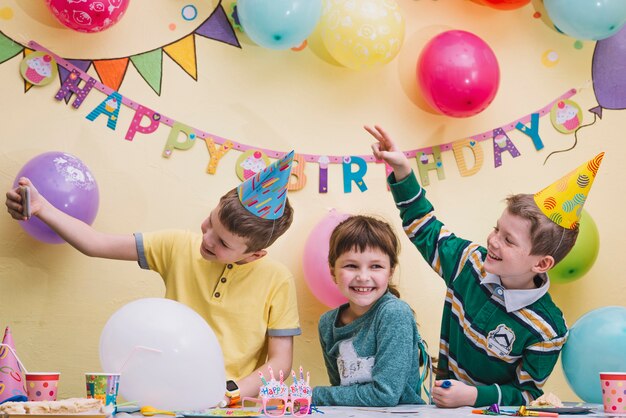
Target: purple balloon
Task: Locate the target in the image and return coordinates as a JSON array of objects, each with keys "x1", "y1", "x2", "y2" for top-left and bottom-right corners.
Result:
[
  {"x1": 13, "y1": 152, "x2": 99, "y2": 244},
  {"x1": 591, "y1": 25, "x2": 626, "y2": 115}
]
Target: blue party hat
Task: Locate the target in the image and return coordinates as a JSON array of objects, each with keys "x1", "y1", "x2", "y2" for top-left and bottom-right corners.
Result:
[{"x1": 237, "y1": 151, "x2": 294, "y2": 220}]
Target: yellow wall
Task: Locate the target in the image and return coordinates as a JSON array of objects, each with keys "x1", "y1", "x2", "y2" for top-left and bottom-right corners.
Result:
[{"x1": 1, "y1": 0, "x2": 624, "y2": 402}]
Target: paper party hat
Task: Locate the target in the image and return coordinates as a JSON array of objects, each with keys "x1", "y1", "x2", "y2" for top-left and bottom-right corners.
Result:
[
  {"x1": 534, "y1": 152, "x2": 604, "y2": 229},
  {"x1": 0, "y1": 326, "x2": 28, "y2": 404},
  {"x1": 237, "y1": 150, "x2": 294, "y2": 220}
]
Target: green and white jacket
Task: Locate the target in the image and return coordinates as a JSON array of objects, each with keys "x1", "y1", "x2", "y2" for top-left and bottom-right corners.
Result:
[{"x1": 389, "y1": 171, "x2": 568, "y2": 407}]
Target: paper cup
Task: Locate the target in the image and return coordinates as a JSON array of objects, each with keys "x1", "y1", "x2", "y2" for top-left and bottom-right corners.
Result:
[
  {"x1": 85, "y1": 373, "x2": 121, "y2": 406},
  {"x1": 600, "y1": 372, "x2": 626, "y2": 415},
  {"x1": 25, "y1": 372, "x2": 60, "y2": 401}
]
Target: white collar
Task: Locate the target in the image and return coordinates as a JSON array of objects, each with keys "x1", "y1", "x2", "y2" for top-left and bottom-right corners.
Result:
[{"x1": 481, "y1": 272, "x2": 550, "y2": 312}]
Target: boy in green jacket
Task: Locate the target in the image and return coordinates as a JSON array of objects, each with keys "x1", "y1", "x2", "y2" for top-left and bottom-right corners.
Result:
[{"x1": 366, "y1": 125, "x2": 604, "y2": 408}]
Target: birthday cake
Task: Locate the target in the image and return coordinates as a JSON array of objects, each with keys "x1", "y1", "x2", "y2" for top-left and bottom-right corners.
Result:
[
  {"x1": 0, "y1": 398, "x2": 103, "y2": 415},
  {"x1": 529, "y1": 392, "x2": 564, "y2": 408}
]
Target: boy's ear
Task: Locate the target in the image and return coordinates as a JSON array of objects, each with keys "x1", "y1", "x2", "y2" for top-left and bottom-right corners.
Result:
[
  {"x1": 241, "y1": 249, "x2": 267, "y2": 263},
  {"x1": 533, "y1": 255, "x2": 555, "y2": 273}
]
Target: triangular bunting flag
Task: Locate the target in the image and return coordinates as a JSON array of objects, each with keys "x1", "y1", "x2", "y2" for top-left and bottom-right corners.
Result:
[
  {"x1": 195, "y1": 4, "x2": 240, "y2": 48},
  {"x1": 0, "y1": 31, "x2": 23, "y2": 65},
  {"x1": 22, "y1": 48, "x2": 34, "y2": 93},
  {"x1": 59, "y1": 59, "x2": 92, "y2": 86},
  {"x1": 59, "y1": 59, "x2": 92, "y2": 104},
  {"x1": 130, "y1": 49, "x2": 163, "y2": 95},
  {"x1": 93, "y1": 57, "x2": 130, "y2": 91},
  {"x1": 163, "y1": 35, "x2": 198, "y2": 80}
]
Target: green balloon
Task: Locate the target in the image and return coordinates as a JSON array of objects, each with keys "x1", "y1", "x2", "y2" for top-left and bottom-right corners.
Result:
[{"x1": 550, "y1": 210, "x2": 600, "y2": 284}]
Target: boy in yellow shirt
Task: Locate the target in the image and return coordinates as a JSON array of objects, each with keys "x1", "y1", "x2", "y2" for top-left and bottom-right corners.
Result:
[{"x1": 5, "y1": 151, "x2": 300, "y2": 405}]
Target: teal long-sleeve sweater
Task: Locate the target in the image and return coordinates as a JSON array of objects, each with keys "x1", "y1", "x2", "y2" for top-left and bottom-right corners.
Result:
[
  {"x1": 312, "y1": 292, "x2": 427, "y2": 406},
  {"x1": 388, "y1": 171, "x2": 568, "y2": 407}
]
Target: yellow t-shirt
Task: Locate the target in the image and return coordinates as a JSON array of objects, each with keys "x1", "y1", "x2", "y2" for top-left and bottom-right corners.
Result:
[{"x1": 135, "y1": 230, "x2": 301, "y2": 380}]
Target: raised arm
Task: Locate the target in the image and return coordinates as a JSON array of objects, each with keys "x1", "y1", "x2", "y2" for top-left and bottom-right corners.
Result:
[
  {"x1": 364, "y1": 124, "x2": 412, "y2": 181},
  {"x1": 6, "y1": 177, "x2": 137, "y2": 261},
  {"x1": 365, "y1": 126, "x2": 478, "y2": 286}
]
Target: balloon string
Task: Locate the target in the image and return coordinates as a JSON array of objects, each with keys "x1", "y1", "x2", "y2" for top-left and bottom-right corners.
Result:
[
  {"x1": 117, "y1": 345, "x2": 163, "y2": 374},
  {"x1": 0, "y1": 343, "x2": 29, "y2": 374},
  {"x1": 543, "y1": 113, "x2": 598, "y2": 165}
]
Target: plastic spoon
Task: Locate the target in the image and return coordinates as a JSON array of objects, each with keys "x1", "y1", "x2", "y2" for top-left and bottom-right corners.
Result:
[{"x1": 140, "y1": 406, "x2": 177, "y2": 416}]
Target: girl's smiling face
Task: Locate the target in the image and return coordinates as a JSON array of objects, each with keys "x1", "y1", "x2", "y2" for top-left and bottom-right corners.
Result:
[{"x1": 332, "y1": 247, "x2": 394, "y2": 319}]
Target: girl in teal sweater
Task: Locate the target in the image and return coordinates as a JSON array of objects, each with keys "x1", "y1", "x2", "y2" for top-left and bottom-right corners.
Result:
[{"x1": 312, "y1": 215, "x2": 431, "y2": 406}]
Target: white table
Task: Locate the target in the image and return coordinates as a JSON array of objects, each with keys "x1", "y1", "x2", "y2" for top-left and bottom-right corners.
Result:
[
  {"x1": 115, "y1": 403, "x2": 608, "y2": 418},
  {"x1": 311, "y1": 404, "x2": 606, "y2": 418}
]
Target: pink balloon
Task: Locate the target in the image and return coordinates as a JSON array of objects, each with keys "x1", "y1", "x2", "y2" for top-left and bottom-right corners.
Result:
[
  {"x1": 45, "y1": 0, "x2": 130, "y2": 33},
  {"x1": 302, "y1": 210, "x2": 349, "y2": 308},
  {"x1": 417, "y1": 30, "x2": 500, "y2": 118}
]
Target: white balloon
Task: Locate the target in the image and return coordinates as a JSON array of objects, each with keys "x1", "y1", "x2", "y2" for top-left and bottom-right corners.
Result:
[{"x1": 99, "y1": 298, "x2": 225, "y2": 410}]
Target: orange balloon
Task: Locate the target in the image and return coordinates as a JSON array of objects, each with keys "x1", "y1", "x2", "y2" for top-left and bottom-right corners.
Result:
[{"x1": 474, "y1": 0, "x2": 530, "y2": 10}]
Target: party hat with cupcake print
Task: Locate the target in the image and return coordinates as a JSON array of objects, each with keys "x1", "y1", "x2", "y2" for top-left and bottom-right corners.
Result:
[
  {"x1": 237, "y1": 150, "x2": 294, "y2": 220},
  {"x1": 534, "y1": 152, "x2": 605, "y2": 229}
]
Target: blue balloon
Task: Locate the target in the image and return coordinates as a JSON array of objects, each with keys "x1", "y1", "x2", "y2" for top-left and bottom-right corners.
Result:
[
  {"x1": 544, "y1": 0, "x2": 626, "y2": 40},
  {"x1": 237, "y1": 0, "x2": 322, "y2": 50},
  {"x1": 562, "y1": 306, "x2": 626, "y2": 403}
]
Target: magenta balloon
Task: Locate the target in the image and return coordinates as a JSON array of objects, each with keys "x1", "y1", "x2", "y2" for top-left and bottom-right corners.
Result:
[
  {"x1": 417, "y1": 30, "x2": 500, "y2": 118},
  {"x1": 45, "y1": 0, "x2": 130, "y2": 33},
  {"x1": 13, "y1": 152, "x2": 99, "y2": 244},
  {"x1": 302, "y1": 210, "x2": 349, "y2": 308}
]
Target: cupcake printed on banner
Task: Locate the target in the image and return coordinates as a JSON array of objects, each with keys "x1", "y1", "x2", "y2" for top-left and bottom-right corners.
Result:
[
  {"x1": 19, "y1": 52, "x2": 58, "y2": 86},
  {"x1": 551, "y1": 99, "x2": 583, "y2": 134},
  {"x1": 236, "y1": 150, "x2": 269, "y2": 181}
]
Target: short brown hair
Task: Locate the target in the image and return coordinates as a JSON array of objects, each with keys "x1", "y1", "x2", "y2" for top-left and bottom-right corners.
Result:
[
  {"x1": 505, "y1": 194, "x2": 579, "y2": 264},
  {"x1": 217, "y1": 188, "x2": 294, "y2": 252},
  {"x1": 328, "y1": 215, "x2": 402, "y2": 297}
]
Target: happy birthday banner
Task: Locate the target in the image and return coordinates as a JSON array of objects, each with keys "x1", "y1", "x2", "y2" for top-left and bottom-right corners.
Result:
[{"x1": 25, "y1": 40, "x2": 579, "y2": 194}]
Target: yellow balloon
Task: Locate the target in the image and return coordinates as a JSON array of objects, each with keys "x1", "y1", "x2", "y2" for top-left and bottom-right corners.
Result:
[{"x1": 319, "y1": 0, "x2": 405, "y2": 70}]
